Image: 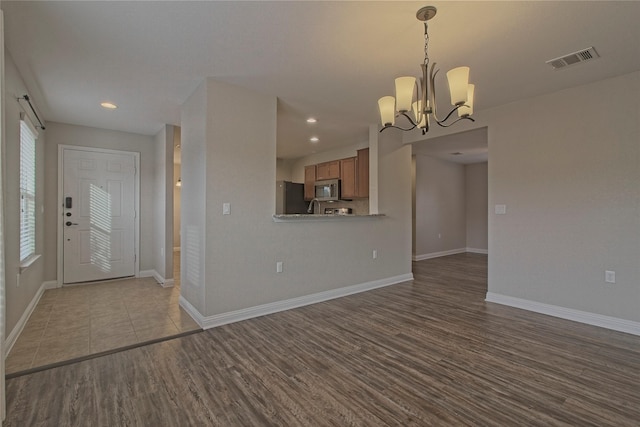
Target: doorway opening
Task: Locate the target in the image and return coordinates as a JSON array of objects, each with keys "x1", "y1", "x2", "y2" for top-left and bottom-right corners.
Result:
[{"x1": 411, "y1": 127, "x2": 488, "y2": 262}]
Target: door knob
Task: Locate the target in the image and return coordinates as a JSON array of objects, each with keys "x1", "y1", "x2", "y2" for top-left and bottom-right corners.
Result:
[{"x1": 65, "y1": 221, "x2": 78, "y2": 226}]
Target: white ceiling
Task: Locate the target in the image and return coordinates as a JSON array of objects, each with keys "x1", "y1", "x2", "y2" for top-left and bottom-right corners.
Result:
[
  {"x1": 412, "y1": 127, "x2": 488, "y2": 165},
  {"x1": 4, "y1": 1, "x2": 640, "y2": 160}
]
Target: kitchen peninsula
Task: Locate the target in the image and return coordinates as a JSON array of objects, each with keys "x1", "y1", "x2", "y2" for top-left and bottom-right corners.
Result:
[{"x1": 273, "y1": 213, "x2": 385, "y2": 222}]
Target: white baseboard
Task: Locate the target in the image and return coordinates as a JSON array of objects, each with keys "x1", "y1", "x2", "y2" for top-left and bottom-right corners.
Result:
[
  {"x1": 5, "y1": 280, "x2": 56, "y2": 357},
  {"x1": 413, "y1": 248, "x2": 466, "y2": 261},
  {"x1": 186, "y1": 273, "x2": 414, "y2": 330},
  {"x1": 466, "y1": 247, "x2": 488, "y2": 254},
  {"x1": 139, "y1": 269, "x2": 155, "y2": 278},
  {"x1": 139, "y1": 269, "x2": 174, "y2": 287},
  {"x1": 485, "y1": 292, "x2": 640, "y2": 337},
  {"x1": 179, "y1": 296, "x2": 205, "y2": 328},
  {"x1": 43, "y1": 280, "x2": 60, "y2": 290}
]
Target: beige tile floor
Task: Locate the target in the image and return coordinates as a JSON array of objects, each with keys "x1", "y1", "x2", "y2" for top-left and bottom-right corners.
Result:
[{"x1": 6, "y1": 252, "x2": 199, "y2": 374}]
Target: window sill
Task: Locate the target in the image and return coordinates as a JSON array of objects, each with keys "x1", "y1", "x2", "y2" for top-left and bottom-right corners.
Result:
[{"x1": 20, "y1": 254, "x2": 41, "y2": 273}]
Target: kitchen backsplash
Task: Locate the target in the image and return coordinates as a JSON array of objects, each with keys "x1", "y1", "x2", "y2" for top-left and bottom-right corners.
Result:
[{"x1": 322, "y1": 199, "x2": 369, "y2": 215}]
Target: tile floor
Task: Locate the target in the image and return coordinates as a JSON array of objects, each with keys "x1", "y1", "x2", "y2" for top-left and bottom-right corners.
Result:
[{"x1": 5, "y1": 252, "x2": 200, "y2": 374}]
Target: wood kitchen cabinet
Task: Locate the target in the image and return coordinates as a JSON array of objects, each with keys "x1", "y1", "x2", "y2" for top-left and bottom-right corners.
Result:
[
  {"x1": 316, "y1": 160, "x2": 340, "y2": 180},
  {"x1": 304, "y1": 165, "x2": 316, "y2": 200},
  {"x1": 304, "y1": 148, "x2": 369, "y2": 201},
  {"x1": 356, "y1": 148, "x2": 369, "y2": 198},
  {"x1": 340, "y1": 157, "x2": 357, "y2": 199}
]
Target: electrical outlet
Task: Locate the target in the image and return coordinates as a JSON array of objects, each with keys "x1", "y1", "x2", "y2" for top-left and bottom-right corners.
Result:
[
  {"x1": 605, "y1": 270, "x2": 615, "y2": 284},
  {"x1": 223, "y1": 202, "x2": 231, "y2": 215},
  {"x1": 372, "y1": 249, "x2": 377, "y2": 259},
  {"x1": 276, "y1": 261, "x2": 283, "y2": 273}
]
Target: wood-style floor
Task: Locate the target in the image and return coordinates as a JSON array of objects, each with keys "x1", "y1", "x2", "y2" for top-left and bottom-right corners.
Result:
[{"x1": 5, "y1": 253, "x2": 640, "y2": 426}]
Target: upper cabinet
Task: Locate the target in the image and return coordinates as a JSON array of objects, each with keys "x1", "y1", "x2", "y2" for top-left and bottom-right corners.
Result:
[
  {"x1": 340, "y1": 157, "x2": 357, "y2": 199},
  {"x1": 316, "y1": 160, "x2": 340, "y2": 180},
  {"x1": 304, "y1": 165, "x2": 316, "y2": 200},
  {"x1": 303, "y1": 148, "x2": 369, "y2": 201}
]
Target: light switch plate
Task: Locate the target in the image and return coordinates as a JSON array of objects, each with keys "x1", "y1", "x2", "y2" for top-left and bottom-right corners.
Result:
[
  {"x1": 605, "y1": 270, "x2": 616, "y2": 283},
  {"x1": 223, "y1": 202, "x2": 230, "y2": 215},
  {"x1": 495, "y1": 204, "x2": 507, "y2": 215}
]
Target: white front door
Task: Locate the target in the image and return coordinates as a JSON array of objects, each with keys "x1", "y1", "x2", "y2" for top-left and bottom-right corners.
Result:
[{"x1": 62, "y1": 147, "x2": 137, "y2": 284}]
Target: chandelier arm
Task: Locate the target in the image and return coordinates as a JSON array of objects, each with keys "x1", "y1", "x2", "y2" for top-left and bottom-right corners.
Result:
[
  {"x1": 380, "y1": 123, "x2": 419, "y2": 133},
  {"x1": 379, "y1": 112, "x2": 419, "y2": 132},
  {"x1": 399, "y1": 111, "x2": 419, "y2": 127},
  {"x1": 435, "y1": 115, "x2": 476, "y2": 128},
  {"x1": 435, "y1": 104, "x2": 464, "y2": 124}
]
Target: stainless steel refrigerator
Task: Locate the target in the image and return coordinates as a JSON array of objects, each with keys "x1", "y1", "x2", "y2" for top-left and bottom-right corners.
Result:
[{"x1": 276, "y1": 181, "x2": 307, "y2": 214}]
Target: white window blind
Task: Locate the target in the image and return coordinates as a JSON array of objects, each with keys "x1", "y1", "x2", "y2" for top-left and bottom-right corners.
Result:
[{"x1": 20, "y1": 115, "x2": 37, "y2": 262}]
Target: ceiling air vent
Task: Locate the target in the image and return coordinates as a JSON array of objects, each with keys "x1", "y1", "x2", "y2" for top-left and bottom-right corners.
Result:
[
  {"x1": 450, "y1": 152, "x2": 463, "y2": 156},
  {"x1": 546, "y1": 47, "x2": 599, "y2": 70}
]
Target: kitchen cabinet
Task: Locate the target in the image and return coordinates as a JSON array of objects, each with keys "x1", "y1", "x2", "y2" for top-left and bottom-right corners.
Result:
[
  {"x1": 356, "y1": 148, "x2": 369, "y2": 198},
  {"x1": 316, "y1": 160, "x2": 340, "y2": 180},
  {"x1": 304, "y1": 165, "x2": 316, "y2": 201},
  {"x1": 303, "y1": 148, "x2": 369, "y2": 201},
  {"x1": 340, "y1": 157, "x2": 357, "y2": 199}
]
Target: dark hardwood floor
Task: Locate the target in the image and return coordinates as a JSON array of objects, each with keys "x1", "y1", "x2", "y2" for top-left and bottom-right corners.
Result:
[{"x1": 5, "y1": 253, "x2": 640, "y2": 426}]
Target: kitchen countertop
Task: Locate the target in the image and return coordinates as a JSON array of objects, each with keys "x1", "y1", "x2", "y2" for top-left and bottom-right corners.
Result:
[{"x1": 272, "y1": 214, "x2": 386, "y2": 222}]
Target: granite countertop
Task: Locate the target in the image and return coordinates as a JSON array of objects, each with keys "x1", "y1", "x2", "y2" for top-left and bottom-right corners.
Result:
[{"x1": 272, "y1": 214, "x2": 386, "y2": 222}]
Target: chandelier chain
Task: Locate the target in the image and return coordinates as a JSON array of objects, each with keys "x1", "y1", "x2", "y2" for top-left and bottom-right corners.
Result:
[{"x1": 423, "y1": 23, "x2": 430, "y2": 67}]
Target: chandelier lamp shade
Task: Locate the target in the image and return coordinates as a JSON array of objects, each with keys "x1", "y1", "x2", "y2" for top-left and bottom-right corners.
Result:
[{"x1": 378, "y1": 6, "x2": 475, "y2": 134}]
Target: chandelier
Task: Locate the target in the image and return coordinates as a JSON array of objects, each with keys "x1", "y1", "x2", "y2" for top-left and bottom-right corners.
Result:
[{"x1": 378, "y1": 6, "x2": 475, "y2": 134}]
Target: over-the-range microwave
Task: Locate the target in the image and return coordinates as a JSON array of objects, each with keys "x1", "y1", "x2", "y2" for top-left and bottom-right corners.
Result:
[{"x1": 314, "y1": 179, "x2": 340, "y2": 202}]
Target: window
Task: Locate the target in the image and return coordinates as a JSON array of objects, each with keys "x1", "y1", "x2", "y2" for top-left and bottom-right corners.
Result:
[{"x1": 20, "y1": 115, "x2": 37, "y2": 262}]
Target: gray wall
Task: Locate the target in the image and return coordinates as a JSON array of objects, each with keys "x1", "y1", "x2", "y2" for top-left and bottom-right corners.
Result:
[
  {"x1": 43, "y1": 122, "x2": 157, "y2": 279},
  {"x1": 180, "y1": 78, "x2": 412, "y2": 318},
  {"x1": 179, "y1": 79, "x2": 207, "y2": 314},
  {"x1": 487, "y1": 71, "x2": 639, "y2": 321},
  {"x1": 173, "y1": 161, "x2": 181, "y2": 249},
  {"x1": 275, "y1": 158, "x2": 293, "y2": 182},
  {"x1": 413, "y1": 155, "x2": 467, "y2": 257},
  {"x1": 4, "y1": 52, "x2": 46, "y2": 334},
  {"x1": 152, "y1": 125, "x2": 174, "y2": 281},
  {"x1": 465, "y1": 162, "x2": 488, "y2": 251},
  {"x1": 405, "y1": 70, "x2": 640, "y2": 323}
]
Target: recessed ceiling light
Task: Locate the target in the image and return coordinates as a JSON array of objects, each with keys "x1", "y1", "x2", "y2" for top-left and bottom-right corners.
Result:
[
  {"x1": 310, "y1": 136, "x2": 319, "y2": 143},
  {"x1": 101, "y1": 102, "x2": 117, "y2": 109},
  {"x1": 306, "y1": 117, "x2": 317, "y2": 123}
]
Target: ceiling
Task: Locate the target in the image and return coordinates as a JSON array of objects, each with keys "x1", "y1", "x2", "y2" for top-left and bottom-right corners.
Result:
[
  {"x1": 3, "y1": 1, "x2": 640, "y2": 160},
  {"x1": 412, "y1": 128, "x2": 488, "y2": 165}
]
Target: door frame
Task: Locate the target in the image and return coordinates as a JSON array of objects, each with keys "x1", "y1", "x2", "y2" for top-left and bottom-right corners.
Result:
[{"x1": 56, "y1": 145, "x2": 140, "y2": 286}]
